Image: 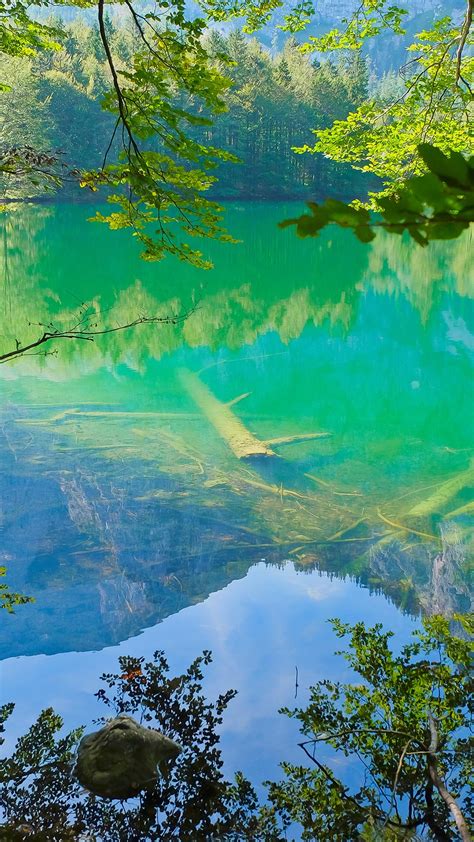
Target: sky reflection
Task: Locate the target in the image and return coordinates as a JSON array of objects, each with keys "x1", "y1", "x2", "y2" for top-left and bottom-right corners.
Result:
[{"x1": 1, "y1": 563, "x2": 417, "y2": 788}]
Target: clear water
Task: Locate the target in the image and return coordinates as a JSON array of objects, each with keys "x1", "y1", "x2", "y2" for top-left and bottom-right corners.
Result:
[{"x1": 0, "y1": 202, "x2": 472, "y2": 786}]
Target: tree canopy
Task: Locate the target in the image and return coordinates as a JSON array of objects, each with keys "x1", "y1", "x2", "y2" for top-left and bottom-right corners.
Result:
[
  {"x1": 1, "y1": 0, "x2": 472, "y2": 259},
  {"x1": 268, "y1": 614, "x2": 473, "y2": 840}
]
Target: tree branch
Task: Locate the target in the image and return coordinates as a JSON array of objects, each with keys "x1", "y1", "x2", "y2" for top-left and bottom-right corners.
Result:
[
  {"x1": 97, "y1": 0, "x2": 140, "y2": 158},
  {"x1": 426, "y1": 713, "x2": 471, "y2": 842},
  {"x1": 456, "y1": 0, "x2": 473, "y2": 85},
  {"x1": 0, "y1": 305, "x2": 196, "y2": 364},
  {"x1": 382, "y1": 739, "x2": 413, "y2": 828},
  {"x1": 298, "y1": 740, "x2": 427, "y2": 832}
]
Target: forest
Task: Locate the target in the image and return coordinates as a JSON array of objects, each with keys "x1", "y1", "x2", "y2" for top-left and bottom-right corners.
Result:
[{"x1": 2, "y1": 19, "x2": 374, "y2": 200}]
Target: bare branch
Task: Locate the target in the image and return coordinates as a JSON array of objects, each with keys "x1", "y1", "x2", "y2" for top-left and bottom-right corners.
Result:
[
  {"x1": 456, "y1": 0, "x2": 473, "y2": 85},
  {"x1": 382, "y1": 740, "x2": 413, "y2": 828},
  {"x1": 0, "y1": 304, "x2": 197, "y2": 364}
]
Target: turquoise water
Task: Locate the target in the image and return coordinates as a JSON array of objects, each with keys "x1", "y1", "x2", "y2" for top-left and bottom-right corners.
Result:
[{"x1": 0, "y1": 202, "x2": 472, "y2": 792}]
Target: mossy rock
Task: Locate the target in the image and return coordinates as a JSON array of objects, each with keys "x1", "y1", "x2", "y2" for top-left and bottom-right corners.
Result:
[{"x1": 75, "y1": 715, "x2": 182, "y2": 799}]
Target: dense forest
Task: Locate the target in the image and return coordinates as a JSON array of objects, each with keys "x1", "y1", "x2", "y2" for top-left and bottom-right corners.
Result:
[{"x1": 2, "y1": 18, "x2": 377, "y2": 200}]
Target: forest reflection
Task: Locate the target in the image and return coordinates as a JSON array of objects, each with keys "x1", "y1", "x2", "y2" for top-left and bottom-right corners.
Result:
[
  {"x1": 0, "y1": 649, "x2": 276, "y2": 841},
  {"x1": 0, "y1": 205, "x2": 472, "y2": 658},
  {"x1": 1, "y1": 204, "x2": 472, "y2": 370}
]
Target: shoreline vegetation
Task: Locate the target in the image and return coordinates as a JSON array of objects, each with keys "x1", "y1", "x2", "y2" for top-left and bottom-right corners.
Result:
[{"x1": 1, "y1": 24, "x2": 375, "y2": 205}]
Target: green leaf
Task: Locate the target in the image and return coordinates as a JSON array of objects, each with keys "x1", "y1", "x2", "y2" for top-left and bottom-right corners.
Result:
[
  {"x1": 418, "y1": 144, "x2": 471, "y2": 189},
  {"x1": 355, "y1": 225, "x2": 376, "y2": 242},
  {"x1": 426, "y1": 221, "x2": 468, "y2": 240}
]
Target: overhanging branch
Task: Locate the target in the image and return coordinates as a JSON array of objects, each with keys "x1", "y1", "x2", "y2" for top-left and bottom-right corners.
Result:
[{"x1": 0, "y1": 305, "x2": 196, "y2": 364}]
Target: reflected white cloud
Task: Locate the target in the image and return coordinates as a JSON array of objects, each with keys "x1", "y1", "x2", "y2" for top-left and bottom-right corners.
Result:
[{"x1": 305, "y1": 577, "x2": 346, "y2": 602}]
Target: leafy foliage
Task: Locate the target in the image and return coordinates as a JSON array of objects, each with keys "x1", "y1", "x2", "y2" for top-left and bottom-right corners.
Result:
[
  {"x1": 1, "y1": 620, "x2": 473, "y2": 838},
  {"x1": 0, "y1": 0, "x2": 61, "y2": 68},
  {"x1": 201, "y1": 0, "x2": 408, "y2": 39},
  {"x1": 267, "y1": 615, "x2": 473, "y2": 841},
  {"x1": 0, "y1": 566, "x2": 33, "y2": 613},
  {"x1": 308, "y1": 17, "x2": 473, "y2": 201},
  {"x1": 0, "y1": 650, "x2": 278, "y2": 840},
  {"x1": 77, "y1": 0, "x2": 241, "y2": 268},
  {"x1": 280, "y1": 144, "x2": 474, "y2": 246},
  {"x1": 301, "y1": 0, "x2": 408, "y2": 51}
]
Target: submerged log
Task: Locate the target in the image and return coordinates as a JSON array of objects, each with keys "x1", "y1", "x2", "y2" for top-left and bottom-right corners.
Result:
[
  {"x1": 75, "y1": 715, "x2": 182, "y2": 799},
  {"x1": 407, "y1": 459, "x2": 474, "y2": 518},
  {"x1": 179, "y1": 369, "x2": 275, "y2": 459}
]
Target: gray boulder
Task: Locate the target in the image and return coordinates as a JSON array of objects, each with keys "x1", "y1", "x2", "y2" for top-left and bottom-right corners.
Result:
[{"x1": 75, "y1": 715, "x2": 182, "y2": 799}]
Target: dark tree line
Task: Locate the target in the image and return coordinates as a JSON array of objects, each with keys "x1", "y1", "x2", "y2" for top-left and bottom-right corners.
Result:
[{"x1": 0, "y1": 17, "x2": 373, "y2": 202}]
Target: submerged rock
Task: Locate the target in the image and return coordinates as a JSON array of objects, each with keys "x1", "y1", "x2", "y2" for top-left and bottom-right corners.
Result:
[{"x1": 75, "y1": 715, "x2": 182, "y2": 799}]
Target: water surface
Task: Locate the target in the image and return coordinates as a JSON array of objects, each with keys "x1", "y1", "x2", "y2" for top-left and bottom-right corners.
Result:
[{"x1": 0, "y1": 202, "x2": 472, "y2": 785}]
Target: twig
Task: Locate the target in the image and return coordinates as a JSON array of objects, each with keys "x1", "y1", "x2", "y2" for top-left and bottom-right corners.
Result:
[
  {"x1": 0, "y1": 305, "x2": 196, "y2": 364},
  {"x1": 377, "y1": 509, "x2": 439, "y2": 542},
  {"x1": 298, "y1": 740, "x2": 426, "y2": 831},
  {"x1": 382, "y1": 739, "x2": 413, "y2": 828},
  {"x1": 456, "y1": 0, "x2": 473, "y2": 85}
]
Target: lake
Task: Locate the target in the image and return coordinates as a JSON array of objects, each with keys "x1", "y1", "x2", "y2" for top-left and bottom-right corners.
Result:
[{"x1": 0, "y1": 203, "x2": 472, "y2": 800}]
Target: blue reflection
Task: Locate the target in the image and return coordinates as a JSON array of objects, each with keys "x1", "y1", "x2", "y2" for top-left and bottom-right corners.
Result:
[{"x1": 1, "y1": 563, "x2": 417, "y2": 789}]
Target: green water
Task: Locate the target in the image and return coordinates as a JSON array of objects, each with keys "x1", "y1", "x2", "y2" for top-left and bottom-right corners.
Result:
[{"x1": 1, "y1": 202, "x2": 473, "y2": 653}]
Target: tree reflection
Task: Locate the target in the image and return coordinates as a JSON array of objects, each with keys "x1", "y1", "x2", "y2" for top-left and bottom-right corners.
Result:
[
  {"x1": 0, "y1": 651, "x2": 275, "y2": 841},
  {"x1": 2, "y1": 205, "x2": 471, "y2": 372},
  {"x1": 2, "y1": 618, "x2": 472, "y2": 841}
]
